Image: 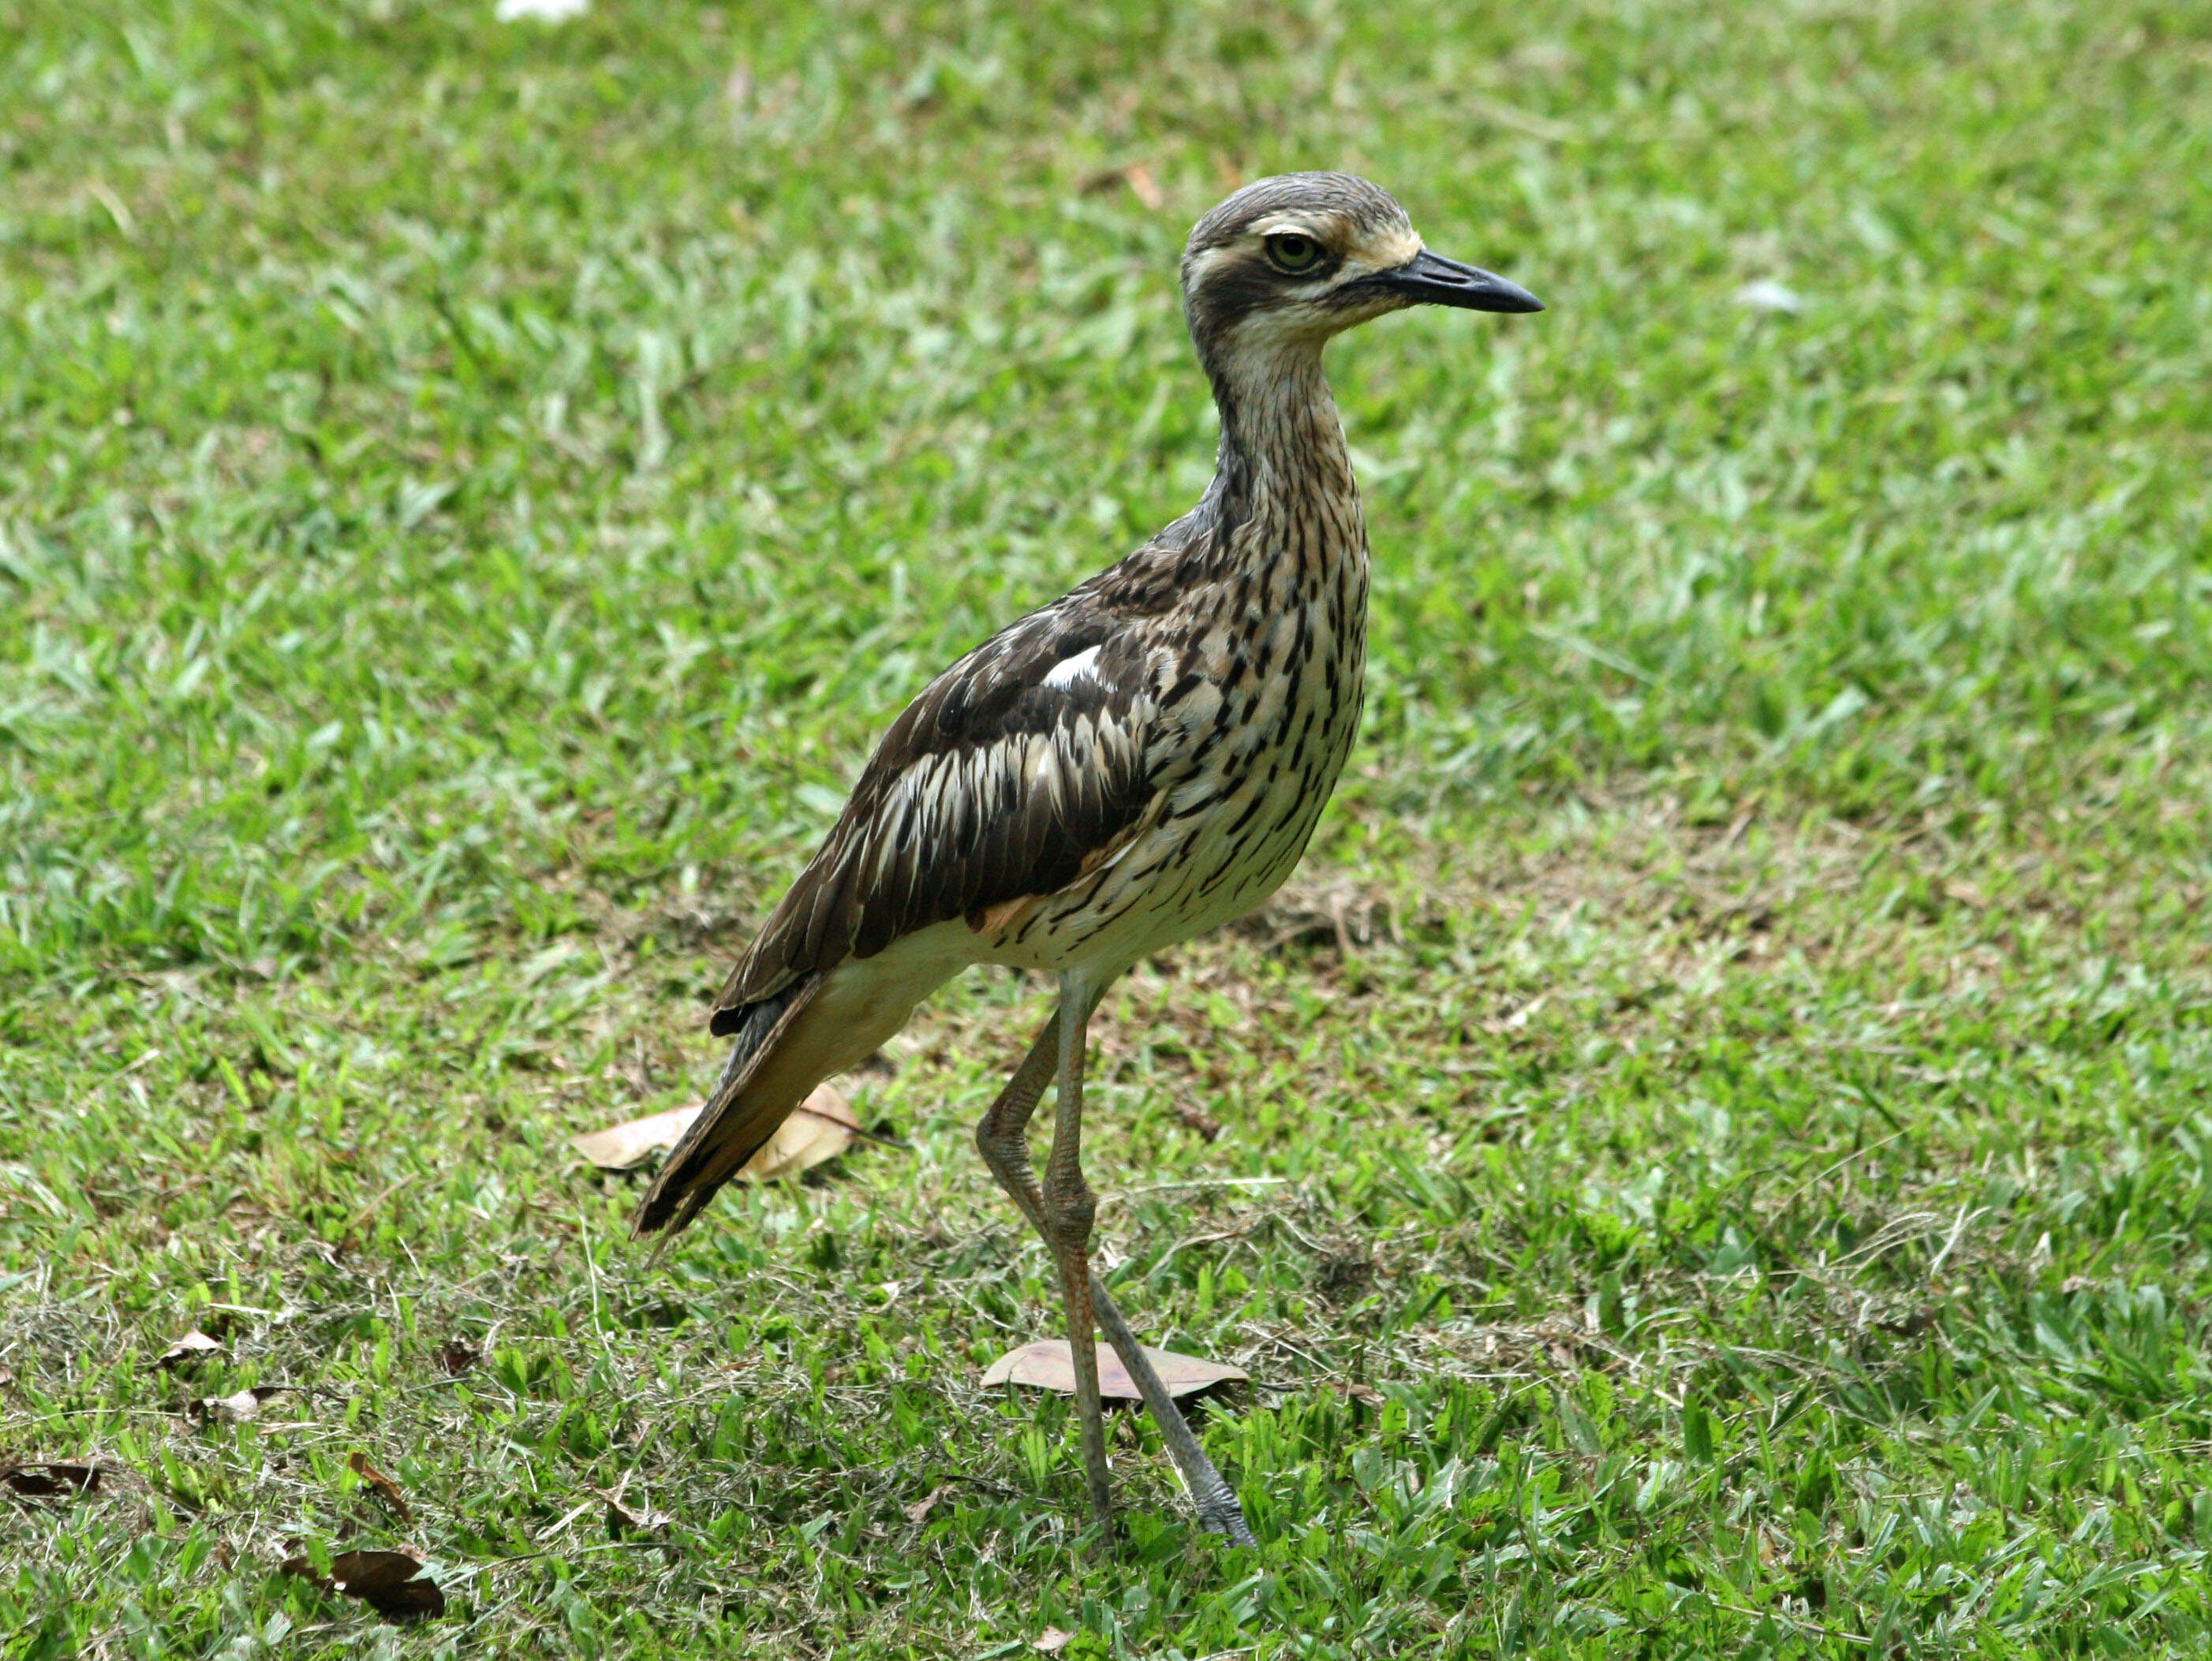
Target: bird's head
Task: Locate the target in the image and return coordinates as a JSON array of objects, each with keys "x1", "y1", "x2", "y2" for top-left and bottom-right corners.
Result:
[{"x1": 1179, "y1": 172, "x2": 1541, "y2": 364}]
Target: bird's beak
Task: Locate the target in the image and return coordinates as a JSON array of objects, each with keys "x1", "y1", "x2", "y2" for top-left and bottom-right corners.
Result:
[{"x1": 1365, "y1": 249, "x2": 1544, "y2": 313}]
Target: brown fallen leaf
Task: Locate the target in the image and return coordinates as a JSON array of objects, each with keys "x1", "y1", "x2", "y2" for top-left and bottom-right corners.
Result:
[
  {"x1": 570, "y1": 1084, "x2": 858, "y2": 1180},
  {"x1": 1034, "y1": 1629, "x2": 1075, "y2": 1655},
  {"x1": 348, "y1": 1451, "x2": 413, "y2": 1523},
  {"x1": 435, "y1": 1339, "x2": 478, "y2": 1376},
  {"x1": 981, "y1": 1340, "x2": 1246, "y2": 1402},
  {"x1": 570, "y1": 1104, "x2": 693, "y2": 1170},
  {"x1": 1943, "y1": 877, "x2": 1989, "y2": 909},
  {"x1": 741, "y1": 1087, "x2": 860, "y2": 1180},
  {"x1": 1333, "y1": 1380, "x2": 1387, "y2": 1408},
  {"x1": 592, "y1": 1484, "x2": 672, "y2": 1533},
  {"x1": 280, "y1": 1547, "x2": 445, "y2": 1622},
  {"x1": 194, "y1": 1385, "x2": 285, "y2": 1424},
  {"x1": 1170, "y1": 1099, "x2": 1224, "y2": 1141},
  {"x1": 903, "y1": 1482, "x2": 951, "y2": 1525},
  {"x1": 154, "y1": 1330, "x2": 223, "y2": 1370},
  {"x1": 1078, "y1": 162, "x2": 1164, "y2": 211},
  {"x1": 2, "y1": 1463, "x2": 101, "y2": 1501}
]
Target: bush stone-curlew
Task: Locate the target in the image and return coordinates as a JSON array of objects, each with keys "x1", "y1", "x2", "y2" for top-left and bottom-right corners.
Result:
[{"x1": 635, "y1": 173, "x2": 1541, "y2": 1543}]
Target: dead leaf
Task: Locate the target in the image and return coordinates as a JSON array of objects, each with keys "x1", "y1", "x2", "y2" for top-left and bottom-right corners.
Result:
[
  {"x1": 1078, "y1": 162, "x2": 1163, "y2": 211},
  {"x1": 2, "y1": 1463, "x2": 101, "y2": 1501},
  {"x1": 435, "y1": 1340, "x2": 478, "y2": 1376},
  {"x1": 154, "y1": 1329, "x2": 223, "y2": 1370},
  {"x1": 1333, "y1": 1380, "x2": 1387, "y2": 1408},
  {"x1": 280, "y1": 1548, "x2": 445, "y2": 1622},
  {"x1": 1170, "y1": 1099, "x2": 1223, "y2": 1141},
  {"x1": 570, "y1": 1104, "x2": 691, "y2": 1170},
  {"x1": 570, "y1": 1084, "x2": 858, "y2": 1180},
  {"x1": 903, "y1": 1482, "x2": 951, "y2": 1525},
  {"x1": 195, "y1": 1385, "x2": 285, "y2": 1424},
  {"x1": 1034, "y1": 1629, "x2": 1074, "y2": 1655},
  {"x1": 591, "y1": 1484, "x2": 672, "y2": 1533},
  {"x1": 981, "y1": 1340, "x2": 1246, "y2": 1402},
  {"x1": 348, "y1": 1452, "x2": 413, "y2": 1523},
  {"x1": 741, "y1": 1086, "x2": 859, "y2": 1180}
]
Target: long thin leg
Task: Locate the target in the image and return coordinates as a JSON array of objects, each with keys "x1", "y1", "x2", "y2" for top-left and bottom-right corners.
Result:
[
  {"x1": 1042, "y1": 985, "x2": 1114, "y2": 1528},
  {"x1": 975, "y1": 997, "x2": 1256, "y2": 1545},
  {"x1": 974, "y1": 1020, "x2": 1059, "y2": 1238},
  {"x1": 1092, "y1": 1280, "x2": 1255, "y2": 1544}
]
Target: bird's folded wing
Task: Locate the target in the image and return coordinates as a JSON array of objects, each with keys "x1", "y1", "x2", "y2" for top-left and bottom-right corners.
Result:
[{"x1": 711, "y1": 613, "x2": 1163, "y2": 1026}]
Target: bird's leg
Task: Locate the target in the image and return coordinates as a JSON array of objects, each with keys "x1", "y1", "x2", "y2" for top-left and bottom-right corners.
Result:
[
  {"x1": 1090, "y1": 1285, "x2": 1257, "y2": 1546},
  {"x1": 1041, "y1": 986, "x2": 1115, "y2": 1531},
  {"x1": 978, "y1": 1009, "x2": 1117, "y2": 1528},
  {"x1": 973, "y1": 1016, "x2": 1060, "y2": 1237},
  {"x1": 974, "y1": 1001, "x2": 1256, "y2": 1546}
]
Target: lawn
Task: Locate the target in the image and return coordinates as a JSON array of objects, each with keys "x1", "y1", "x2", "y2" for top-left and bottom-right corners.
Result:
[{"x1": 3, "y1": 0, "x2": 2212, "y2": 1654}]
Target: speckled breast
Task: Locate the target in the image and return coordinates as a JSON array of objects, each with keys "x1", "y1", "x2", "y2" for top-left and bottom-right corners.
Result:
[{"x1": 996, "y1": 529, "x2": 1369, "y2": 975}]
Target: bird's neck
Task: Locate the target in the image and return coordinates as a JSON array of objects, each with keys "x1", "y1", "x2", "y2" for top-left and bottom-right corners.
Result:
[{"x1": 1200, "y1": 337, "x2": 1358, "y2": 537}]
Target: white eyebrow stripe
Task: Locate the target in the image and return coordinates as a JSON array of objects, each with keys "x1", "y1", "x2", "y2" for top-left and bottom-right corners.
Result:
[
  {"x1": 1250, "y1": 211, "x2": 1340, "y2": 240},
  {"x1": 1041, "y1": 645, "x2": 1103, "y2": 690},
  {"x1": 1349, "y1": 228, "x2": 1425, "y2": 272}
]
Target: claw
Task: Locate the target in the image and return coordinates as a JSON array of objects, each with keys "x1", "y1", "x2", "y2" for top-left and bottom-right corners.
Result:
[{"x1": 1198, "y1": 1504, "x2": 1258, "y2": 1547}]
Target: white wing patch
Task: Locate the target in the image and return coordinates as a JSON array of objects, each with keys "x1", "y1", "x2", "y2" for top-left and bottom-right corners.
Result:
[{"x1": 1041, "y1": 645, "x2": 1103, "y2": 691}]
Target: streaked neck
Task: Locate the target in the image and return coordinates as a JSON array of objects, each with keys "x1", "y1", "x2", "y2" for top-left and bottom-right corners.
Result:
[{"x1": 1199, "y1": 335, "x2": 1357, "y2": 532}]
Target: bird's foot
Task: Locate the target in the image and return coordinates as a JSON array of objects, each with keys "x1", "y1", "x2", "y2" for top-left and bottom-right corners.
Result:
[
  {"x1": 1082, "y1": 1506, "x2": 1127, "y2": 1555},
  {"x1": 1196, "y1": 1499, "x2": 1257, "y2": 1547}
]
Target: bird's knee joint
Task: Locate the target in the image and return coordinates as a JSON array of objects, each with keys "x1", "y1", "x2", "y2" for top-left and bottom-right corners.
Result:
[{"x1": 1043, "y1": 1183, "x2": 1096, "y2": 1246}]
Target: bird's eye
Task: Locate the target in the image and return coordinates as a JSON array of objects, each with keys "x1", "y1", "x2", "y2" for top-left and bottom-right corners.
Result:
[{"x1": 1265, "y1": 232, "x2": 1323, "y2": 274}]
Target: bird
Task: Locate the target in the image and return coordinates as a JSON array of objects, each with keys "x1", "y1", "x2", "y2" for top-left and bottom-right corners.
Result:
[{"x1": 635, "y1": 173, "x2": 1541, "y2": 1543}]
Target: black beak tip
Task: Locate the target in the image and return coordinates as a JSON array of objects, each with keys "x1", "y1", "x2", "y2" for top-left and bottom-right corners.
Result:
[
  {"x1": 1449, "y1": 263, "x2": 1545, "y2": 315},
  {"x1": 1375, "y1": 250, "x2": 1545, "y2": 315}
]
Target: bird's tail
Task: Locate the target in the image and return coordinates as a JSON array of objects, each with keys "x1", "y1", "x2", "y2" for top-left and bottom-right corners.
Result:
[{"x1": 633, "y1": 972, "x2": 825, "y2": 1241}]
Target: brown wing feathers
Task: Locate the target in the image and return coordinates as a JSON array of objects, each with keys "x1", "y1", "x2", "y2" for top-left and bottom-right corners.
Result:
[
  {"x1": 711, "y1": 617, "x2": 1153, "y2": 1021},
  {"x1": 633, "y1": 610, "x2": 1157, "y2": 1239},
  {"x1": 633, "y1": 971, "x2": 823, "y2": 1237}
]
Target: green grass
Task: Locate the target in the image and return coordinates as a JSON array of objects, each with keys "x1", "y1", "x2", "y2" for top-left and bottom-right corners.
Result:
[{"x1": 4, "y1": 0, "x2": 2212, "y2": 1653}]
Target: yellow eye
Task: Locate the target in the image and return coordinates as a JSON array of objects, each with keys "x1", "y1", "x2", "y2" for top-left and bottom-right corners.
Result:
[{"x1": 1265, "y1": 232, "x2": 1322, "y2": 274}]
